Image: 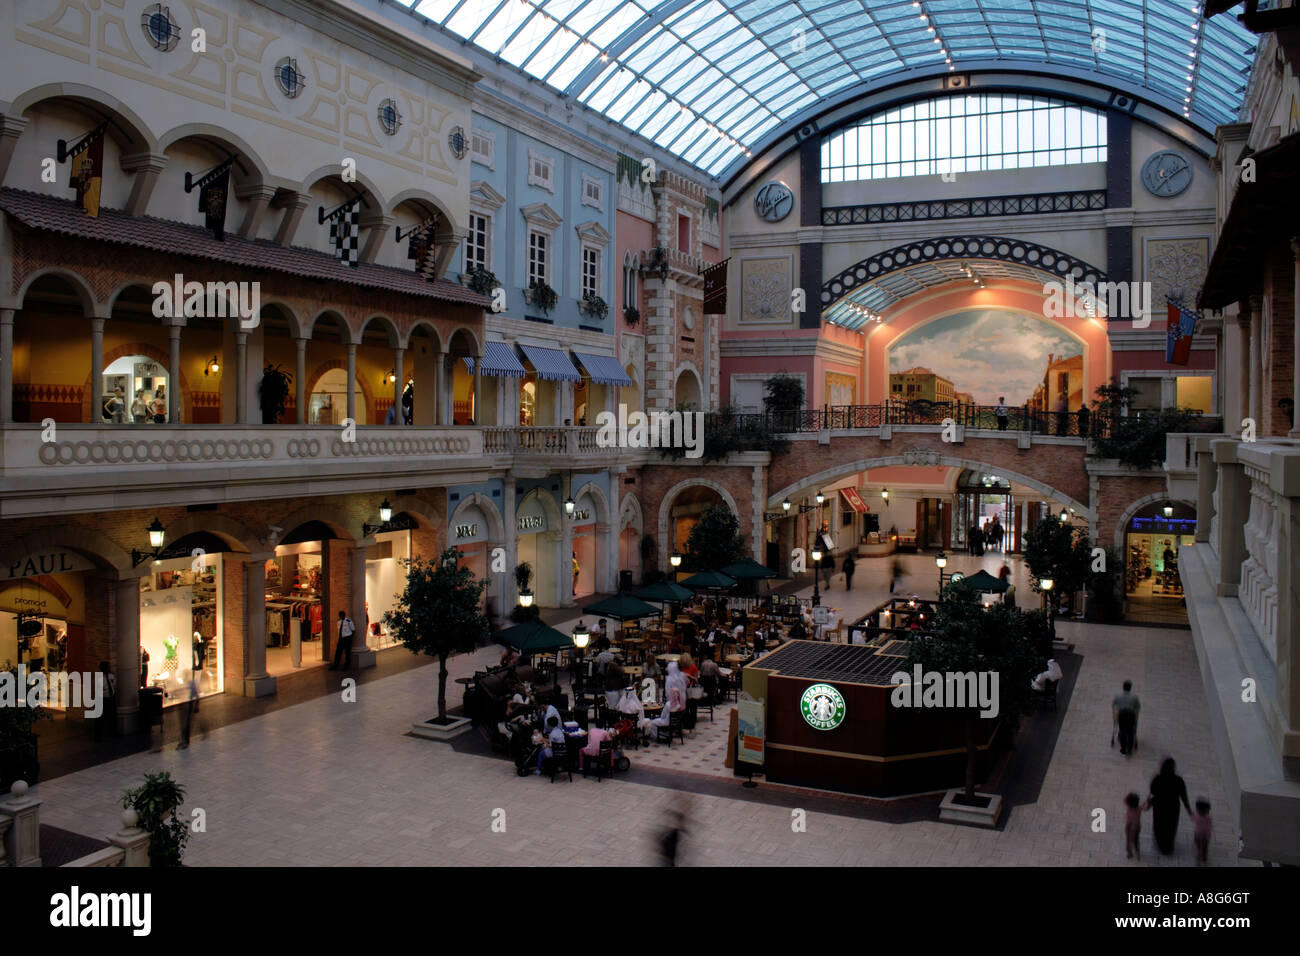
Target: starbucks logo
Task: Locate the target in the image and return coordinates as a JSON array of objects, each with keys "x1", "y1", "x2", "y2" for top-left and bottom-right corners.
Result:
[{"x1": 800, "y1": 683, "x2": 845, "y2": 731}]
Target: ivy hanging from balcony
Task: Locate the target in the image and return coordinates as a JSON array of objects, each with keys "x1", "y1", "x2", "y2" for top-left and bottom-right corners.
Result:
[
  {"x1": 524, "y1": 280, "x2": 557, "y2": 313},
  {"x1": 580, "y1": 293, "x2": 608, "y2": 320},
  {"x1": 623, "y1": 305, "x2": 640, "y2": 326},
  {"x1": 465, "y1": 265, "x2": 498, "y2": 297}
]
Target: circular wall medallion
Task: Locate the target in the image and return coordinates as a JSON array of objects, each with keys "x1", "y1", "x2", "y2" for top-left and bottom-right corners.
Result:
[
  {"x1": 682, "y1": 305, "x2": 696, "y2": 331},
  {"x1": 275, "y1": 57, "x2": 304, "y2": 98},
  {"x1": 448, "y1": 126, "x2": 468, "y2": 159},
  {"x1": 1141, "y1": 150, "x2": 1193, "y2": 197},
  {"x1": 754, "y1": 181, "x2": 794, "y2": 222},
  {"x1": 377, "y1": 99, "x2": 402, "y2": 136},
  {"x1": 800, "y1": 683, "x2": 846, "y2": 731}
]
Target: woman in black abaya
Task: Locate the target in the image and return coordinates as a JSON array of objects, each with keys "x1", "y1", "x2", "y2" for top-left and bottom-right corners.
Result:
[{"x1": 1147, "y1": 758, "x2": 1193, "y2": 855}]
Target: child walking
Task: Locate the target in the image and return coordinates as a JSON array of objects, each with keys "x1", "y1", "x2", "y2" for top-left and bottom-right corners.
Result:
[
  {"x1": 1193, "y1": 798, "x2": 1212, "y2": 865},
  {"x1": 1124, "y1": 792, "x2": 1147, "y2": 860}
]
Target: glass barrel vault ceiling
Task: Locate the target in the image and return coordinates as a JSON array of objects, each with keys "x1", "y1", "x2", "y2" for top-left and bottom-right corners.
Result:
[{"x1": 399, "y1": 0, "x2": 1257, "y2": 178}]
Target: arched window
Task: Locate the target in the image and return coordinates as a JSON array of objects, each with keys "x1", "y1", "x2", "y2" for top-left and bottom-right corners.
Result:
[{"x1": 821, "y1": 93, "x2": 1107, "y2": 183}]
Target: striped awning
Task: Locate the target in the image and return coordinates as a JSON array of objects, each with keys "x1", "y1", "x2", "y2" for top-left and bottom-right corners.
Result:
[
  {"x1": 519, "y1": 344, "x2": 582, "y2": 383},
  {"x1": 572, "y1": 351, "x2": 633, "y2": 387},
  {"x1": 464, "y1": 341, "x2": 526, "y2": 378}
]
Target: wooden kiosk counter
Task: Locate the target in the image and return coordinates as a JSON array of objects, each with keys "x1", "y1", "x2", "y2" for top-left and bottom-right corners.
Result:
[{"x1": 741, "y1": 639, "x2": 1005, "y2": 797}]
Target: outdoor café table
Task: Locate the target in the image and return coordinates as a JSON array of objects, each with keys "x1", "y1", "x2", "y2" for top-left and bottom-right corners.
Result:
[
  {"x1": 657, "y1": 653, "x2": 682, "y2": 664},
  {"x1": 454, "y1": 676, "x2": 475, "y2": 685},
  {"x1": 624, "y1": 665, "x2": 644, "y2": 679},
  {"x1": 724, "y1": 654, "x2": 746, "y2": 665},
  {"x1": 643, "y1": 702, "x2": 664, "y2": 719}
]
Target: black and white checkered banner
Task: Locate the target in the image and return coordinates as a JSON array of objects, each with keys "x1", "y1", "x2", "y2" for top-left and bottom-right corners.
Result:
[
  {"x1": 318, "y1": 195, "x2": 364, "y2": 268},
  {"x1": 396, "y1": 216, "x2": 439, "y2": 281}
]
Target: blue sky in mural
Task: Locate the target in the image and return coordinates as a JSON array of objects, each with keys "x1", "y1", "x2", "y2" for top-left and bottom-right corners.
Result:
[{"x1": 888, "y1": 309, "x2": 1082, "y2": 406}]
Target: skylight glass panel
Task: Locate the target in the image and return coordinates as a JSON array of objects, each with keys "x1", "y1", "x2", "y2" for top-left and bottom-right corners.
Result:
[
  {"x1": 410, "y1": 0, "x2": 458, "y2": 20},
  {"x1": 587, "y1": 4, "x2": 646, "y2": 47}
]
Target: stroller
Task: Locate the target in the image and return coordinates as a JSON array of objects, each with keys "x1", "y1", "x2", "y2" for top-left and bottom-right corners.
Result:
[{"x1": 510, "y1": 722, "x2": 544, "y2": 777}]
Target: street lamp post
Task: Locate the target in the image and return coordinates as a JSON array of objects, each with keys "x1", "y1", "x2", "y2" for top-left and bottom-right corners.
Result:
[
  {"x1": 810, "y1": 543, "x2": 823, "y2": 607},
  {"x1": 935, "y1": 550, "x2": 948, "y2": 599},
  {"x1": 572, "y1": 620, "x2": 590, "y2": 698},
  {"x1": 1041, "y1": 576, "x2": 1055, "y2": 639}
]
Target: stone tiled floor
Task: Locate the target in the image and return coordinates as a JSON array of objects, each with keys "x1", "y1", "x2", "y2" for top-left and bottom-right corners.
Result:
[{"x1": 29, "y1": 561, "x2": 1251, "y2": 865}]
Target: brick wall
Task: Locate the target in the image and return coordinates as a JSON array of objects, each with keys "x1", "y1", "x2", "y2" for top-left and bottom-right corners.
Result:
[
  {"x1": 1265, "y1": 246, "x2": 1296, "y2": 436},
  {"x1": 1096, "y1": 473, "x2": 1167, "y2": 550},
  {"x1": 223, "y1": 557, "x2": 246, "y2": 689}
]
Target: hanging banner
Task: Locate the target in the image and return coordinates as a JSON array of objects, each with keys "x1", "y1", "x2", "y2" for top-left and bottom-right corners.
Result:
[
  {"x1": 702, "y1": 258, "x2": 729, "y2": 314},
  {"x1": 319, "y1": 194, "x2": 363, "y2": 268},
  {"x1": 58, "y1": 121, "x2": 109, "y2": 217},
  {"x1": 1165, "y1": 300, "x2": 1198, "y2": 366},
  {"x1": 184, "y1": 154, "x2": 236, "y2": 241},
  {"x1": 840, "y1": 487, "x2": 869, "y2": 514},
  {"x1": 398, "y1": 217, "x2": 439, "y2": 281}
]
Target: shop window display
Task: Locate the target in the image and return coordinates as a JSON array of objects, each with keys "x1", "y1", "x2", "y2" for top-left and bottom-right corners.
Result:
[
  {"x1": 139, "y1": 553, "x2": 223, "y2": 704},
  {"x1": 364, "y1": 529, "x2": 411, "y2": 651},
  {"x1": 102, "y1": 356, "x2": 169, "y2": 424},
  {"x1": 265, "y1": 546, "x2": 325, "y2": 675}
]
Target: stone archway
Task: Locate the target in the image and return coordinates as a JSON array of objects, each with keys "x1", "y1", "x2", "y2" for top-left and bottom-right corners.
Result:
[
  {"x1": 656, "y1": 477, "x2": 742, "y2": 571},
  {"x1": 1112, "y1": 492, "x2": 1193, "y2": 553}
]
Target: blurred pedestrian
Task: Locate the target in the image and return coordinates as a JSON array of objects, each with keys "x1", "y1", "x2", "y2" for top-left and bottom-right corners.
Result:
[
  {"x1": 1113, "y1": 680, "x2": 1141, "y2": 756},
  {"x1": 1147, "y1": 758, "x2": 1192, "y2": 855},
  {"x1": 659, "y1": 807, "x2": 687, "y2": 866},
  {"x1": 889, "y1": 557, "x2": 905, "y2": 594},
  {"x1": 1193, "y1": 799, "x2": 1213, "y2": 865},
  {"x1": 93, "y1": 661, "x2": 117, "y2": 741},
  {"x1": 179, "y1": 672, "x2": 200, "y2": 749},
  {"x1": 842, "y1": 553, "x2": 856, "y2": 591}
]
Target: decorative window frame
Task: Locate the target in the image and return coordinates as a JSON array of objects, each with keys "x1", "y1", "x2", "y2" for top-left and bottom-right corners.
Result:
[
  {"x1": 471, "y1": 129, "x2": 495, "y2": 170},
  {"x1": 464, "y1": 211, "x2": 492, "y2": 275},
  {"x1": 574, "y1": 220, "x2": 611, "y2": 300},
  {"x1": 623, "y1": 249, "x2": 639, "y2": 311},
  {"x1": 527, "y1": 148, "x2": 555, "y2": 192},
  {"x1": 522, "y1": 202, "x2": 562, "y2": 290},
  {"x1": 581, "y1": 245, "x2": 601, "y2": 301},
  {"x1": 1118, "y1": 369, "x2": 1217, "y2": 415},
  {"x1": 581, "y1": 173, "x2": 605, "y2": 211}
]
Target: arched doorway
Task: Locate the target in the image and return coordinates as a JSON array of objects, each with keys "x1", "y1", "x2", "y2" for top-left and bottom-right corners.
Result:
[
  {"x1": 674, "y1": 367, "x2": 702, "y2": 410},
  {"x1": 516, "y1": 488, "x2": 563, "y2": 606},
  {"x1": 1122, "y1": 499, "x2": 1195, "y2": 626}
]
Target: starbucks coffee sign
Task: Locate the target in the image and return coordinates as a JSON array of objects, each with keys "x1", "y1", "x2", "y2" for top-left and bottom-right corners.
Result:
[{"x1": 800, "y1": 683, "x2": 846, "y2": 731}]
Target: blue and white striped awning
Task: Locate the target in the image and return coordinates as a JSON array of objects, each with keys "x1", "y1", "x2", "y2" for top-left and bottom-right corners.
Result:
[
  {"x1": 464, "y1": 341, "x2": 526, "y2": 379},
  {"x1": 572, "y1": 352, "x2": 633, "y2": 387},
  {"x1": 519, "y1": 344, "x2": 582, "y2": 383}
]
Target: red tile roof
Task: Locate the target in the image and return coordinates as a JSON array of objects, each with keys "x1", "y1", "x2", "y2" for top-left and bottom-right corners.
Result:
[{"x1": 0, "y1": 188, "x2": 491, "y2": 309}]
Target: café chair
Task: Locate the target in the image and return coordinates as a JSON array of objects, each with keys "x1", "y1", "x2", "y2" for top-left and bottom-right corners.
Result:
[
  {"x1": 697, "y1": 676, "x2": 718, "y2": 721},
  {"x1": 656, "y1": 711, "x2": 686, "y2": 747},
  {"x1": 548, "y1": 742, "x2": 572, "y2": 782},
  {"x1": 583, "y1": 738, "x2": 614, "y2": 782}
]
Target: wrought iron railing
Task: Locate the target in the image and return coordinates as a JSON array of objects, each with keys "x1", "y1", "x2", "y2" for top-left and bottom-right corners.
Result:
[{"x1": 821, "y1": 189, "x2": 1107, "y2": 227}]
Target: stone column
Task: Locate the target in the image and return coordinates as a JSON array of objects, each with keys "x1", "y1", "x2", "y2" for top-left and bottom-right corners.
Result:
[
  {"x1": 597, "y1": 522, "x2": 614, "y2": 594},
  {"x1": 0, "y1": 781, "x2": 41, "y2": 867},
  {"x1": 350, "y1": 544, "x2": 376, "y2": 668},
  {"x1": 1277, "y1": 457, "x2": 1300, "y2": 779},
  {"x1": 235, "y1": 330, "x2": 248, "y2": 424},
  {"x1": 295, "y1": 337, "x2": 307, "y2": 425},
  {"x1": 168, "y1": 324, "x2": 182, "y2": 423},
  {"x1": 472, "y1": 353, "x2": 482, "y2": 425},
  {"x1": 1291, "y1": 239, "x2": 1300, "y2": 438},
  {"x1": 502, "y1": 477, "x2": 518, "y2": 617},
  {"x1": 1195, "y1": 435, "x2": 1217, "y2": 544},
  {"x1": 1212, "y1": 439, "x2": 1248, "y2": 597},
  {"x1": 114, "y1": 576, "x2": 141, "y2": 734},
  {"x1": 439, "y1": 355, "x2": 453, "y2": 426},
  {"x1": 560, "y1": 472, "x2": 575, "y2": 607},
  {"x1": 393, "y1": 347, "x2": 404, "y2": 425},
  {"x1": 241, "y1": 555, "x2": 276, "y2": 697},
  {"x1": 1248, "y1": 295, "x2": 1264, "y2": 427},
  {"x1": 0, "y1": 308, "x2": 12, "y2": 423},
  {"x1": 1225, "y1": 310, "x2": 1249, "y2": 432},
  {"x1": 90, "y1": 318, "x2": 105, "y2": 424},
  {"x1": 345, "y1": 343, "x2": 357, "y2": 424}
]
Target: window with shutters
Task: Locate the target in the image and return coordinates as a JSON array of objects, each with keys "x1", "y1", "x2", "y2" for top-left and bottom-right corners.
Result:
[
  {"x1": 581, "y1": 173, "x2": 603, "y2": 210},
  {"x1": 529, "y1": 231, "x2": 549, "y2": 286},
  {"x1": 463, "y1": 213, "x2": 490, "y2": 273},
  {"x1": 471, "y1": 130, "x2": 495, "y2": 169},
  {"x1": 527, "y1": 149, "x2": 554, "y2": 191},
  {"x1": 582, "y1": 246, "x2": 599, "y2": 299}
]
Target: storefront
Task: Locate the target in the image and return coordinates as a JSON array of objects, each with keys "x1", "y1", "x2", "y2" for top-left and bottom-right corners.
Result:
[
  {"x1": 364, "y1": 528, "x2": 412, "y2": 651},
  {"x1": 0, "y1": 549, "x2": 92, "y2": 711},
  {"x1": 571, "y1": 491, "x2": 598, "y2": 598},
  {"x1": 265, "y1": 527, "x2": 331, "y2": 676},
  {"x1": 1124, "y1": 501, "x2": 1196, "y2": 623},
  {"x1": 102, "y1": 354, "x2": 169, "y2": 424},
  {"x1": 516, "y1": 491, "x2": 560, "y2": 606},
  {"x1": 451, "y1": 504, "x2": 491, "y2": 604},
  {"x1": 138, "y1": 551, "x2": 224, "y2": 704}
]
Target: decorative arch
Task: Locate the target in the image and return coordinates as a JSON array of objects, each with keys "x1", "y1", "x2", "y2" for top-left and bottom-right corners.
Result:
[
  {"x1": 386, "y1": 495, "x2": 442, "y2": 530},
  {"x1": 304, "y1": 359, "x2": 373, "y2": 425},
  {"x1": 389, "y1": 188, "x2": 459, "y2": 234},
  {"x1": 12, "y1": 83, "x2": 157, "y2": 154},
  {"x1": 821, "y1": 236, "x2": 1108, "y2": 309},
  {"x1": 673, "y1": 363, "x2": 703, "y2": 408},
  {"x1": 303, "y1": 308, "x2": 353, "y2": 342},
  {"x1": 257, "y1": 299, "x2": 304, "y2": 340},
  {"x1": 271, "y1": 504, "x2": 360, "y2": 544},
  {"x1": 156, "y1": 123, "x2": 271, "y2": 188},
  {"x1": 401, "y1": 319, "x2": 445, "y2": 352},
  {"x1": 1111, "y1": 493, "x2": 1193, "y2": 553},
  {"x1": 448, "y1": 492, "x2": 505, "y2": 545},
  {"x1": 301, "y1": 163, "x2": 387, "y2": 214},
  {"x1": 769, "y1": 453, "x2": 1095, "y2": 522},
  {"x1": 656, "y1": 477, "x2": 742, "y2": 571},
  {"x1": 518, "y1": 485, "x2": 564, "y2": 531},
  {"x1": 0, "y1": 527, "x2": 132, "y2": 575},
  {"x1": 571, "y1": 481, "x2": 612, "y2": 526},
  {"x1": 618, "y1": 492, "x2": 644, "y2": 535},
  {"x1": 358, "y1": 314, "x2": 401, "y2": 348},
  {"x1": 14, "y1": 267, "x2": 99, "y2": 314},
  {"x1": 81, "y1": 341, "x2": 193, "y2": 423},
  {"x1": 445, "y1": 326, "x2": 482, "y2": 358},
  {"x1": 160, "y1": 513, "x2": 261, "y2": 553}
]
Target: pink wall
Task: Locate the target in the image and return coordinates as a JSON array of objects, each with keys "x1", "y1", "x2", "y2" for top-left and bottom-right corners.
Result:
[{"x1": 1111, "y1": 348, "x2": 1216, "y2": 374}]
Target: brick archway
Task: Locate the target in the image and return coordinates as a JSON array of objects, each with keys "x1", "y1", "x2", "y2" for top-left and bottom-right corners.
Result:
[
  {"x1": 81, "y1": 342, "x2": 193, "y2": 423},
  {"x1": 656, "y1": 477, "x2": 742, "y2": 571}
]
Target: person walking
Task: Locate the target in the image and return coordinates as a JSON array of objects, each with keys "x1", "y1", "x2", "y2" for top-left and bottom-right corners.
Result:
[
  {"x1": 329, "y1": 610, "x2": 355, "y2": 670},
  {"x1": 1112, "y1": 680, "x2": 1141, "y2": 756},
  {"x1": 841, "y1": 553, "x2": 856, "y2": 591},
  {"x1": 995, "y1": 396, "x2": 1009, "y2": 431},
  {"x1": 179, "y1": 672, "x2": 200, "y2": 749},
  {"x1": 1146, "y1": 758, "x2": 1192, "y2": 855},
  {"x1": 889, "y1": 557, "x2": 904, "y2": 594},
  {"x1": 990, "y1": 517, "x2": 1004, "y2": 553}
]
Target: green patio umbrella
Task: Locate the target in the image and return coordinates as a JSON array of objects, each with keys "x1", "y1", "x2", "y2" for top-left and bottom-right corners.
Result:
[
  {"x1": 634, "y1": 581, "x2": 694, "y2": 603},
  {"x1": 494, "y1": 618, "x2": 576, "y2": 653},
  {"x1": 680, "y1": 569, "x2": 738, "y2": 591},
  {"x1": 956, "y1": 569, "x2": 1009, "y2": 593},
  {"x1": 722, "y1": 558, "x2": 778, "y2": 579},
  {"x1": 581, "y1": 593, "x2": 661, "y2": 622}
]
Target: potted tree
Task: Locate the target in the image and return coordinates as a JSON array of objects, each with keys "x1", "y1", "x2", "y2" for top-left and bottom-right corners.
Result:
[
  {"x1": 121, "y1": 770, "x2": 190, "y2": 867},
  {"x1": 0, "y1": 669, "x2": 49, "y2": 790},
  {"x1": 904, "y1": 583, "x2": 1039, "y2": 826},
  {"x1": 258, "y1": 364, "x2": 293, "y2": 425},
  {"x1": 385, "y1": 548, "x2": 490, "y2": 740},
  {"x1": 684, "y1": 504, "x2": 747, "y2": 572}
]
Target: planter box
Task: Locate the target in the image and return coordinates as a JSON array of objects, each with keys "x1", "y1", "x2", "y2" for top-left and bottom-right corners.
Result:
[
  {"x1": 938, "y1": 789, "x2": 1003, "y2": 827},
  {"x1": 410, "y1": 715, "x2": 473, "y2": 741}
]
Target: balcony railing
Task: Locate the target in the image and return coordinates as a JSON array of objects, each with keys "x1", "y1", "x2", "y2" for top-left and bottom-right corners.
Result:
[
  {"x1": 482, "y1": 426, "x2": 627, "y2": 457},
  {"x1": 719, "y1": 403, "x2": 1093, "y2": 436}
]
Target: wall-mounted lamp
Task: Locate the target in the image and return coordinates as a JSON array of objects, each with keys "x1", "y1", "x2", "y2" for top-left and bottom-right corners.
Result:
[
  {"x1": 204, "y1": 356, "x2": 220, "y2": 377},
  {"x1": 131, "y1": 517, "x2": 167, "y2": 567}
]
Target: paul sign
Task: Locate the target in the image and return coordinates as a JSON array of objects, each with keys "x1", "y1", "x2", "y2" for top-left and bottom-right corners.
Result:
[{"x1": 800, "y1": 683, "x2": 845, "y2": 731}]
